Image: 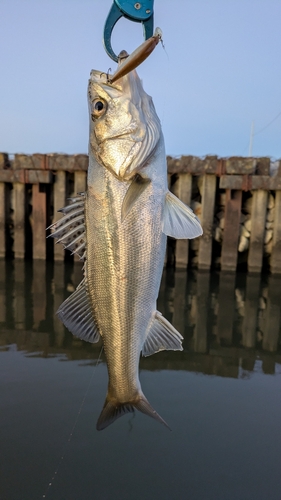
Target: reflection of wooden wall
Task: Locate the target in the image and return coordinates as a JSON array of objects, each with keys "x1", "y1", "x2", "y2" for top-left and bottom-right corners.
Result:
[
  {"x1": 1, "y1": 263, "x2": 280, "y2": 378},
  {"x1": 0, "y1": 153, "x2": 281, "y2": 273}
]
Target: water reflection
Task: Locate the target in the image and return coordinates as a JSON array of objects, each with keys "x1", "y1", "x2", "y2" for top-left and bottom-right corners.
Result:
[{"x1": 0, "y1": 261, "x2": 280, "y2": 377}]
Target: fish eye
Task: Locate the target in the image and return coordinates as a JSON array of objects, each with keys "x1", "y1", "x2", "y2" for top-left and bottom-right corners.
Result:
[{"x1": 91, "y1": 98, "x2": 107, "y2": 120}]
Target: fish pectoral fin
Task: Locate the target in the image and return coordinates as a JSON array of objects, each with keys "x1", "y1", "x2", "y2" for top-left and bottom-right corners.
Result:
[
  {"x1": 57, "y1": 279, "x2": 100, "y2": 344},
  {"x1": 121, "y1": 174, "x2": 151, "y2": 222},
  {"x1": 96, "y1": 394, "x2": 170, "y2": 431},
  {"x1": 162, "y1": 191, "x2": 203, "y2": 239},
  {"x1": 142, "y1": 311, "x2": 183, "y2": 357}
]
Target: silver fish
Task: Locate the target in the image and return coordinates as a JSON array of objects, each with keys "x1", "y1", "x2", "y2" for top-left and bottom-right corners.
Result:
[{"x1": 49, "y1": 66, "x2": 202, "y2": 430}]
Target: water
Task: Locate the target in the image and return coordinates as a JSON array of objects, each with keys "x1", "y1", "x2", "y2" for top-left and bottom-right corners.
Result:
[{"x1": 0, "y1": 261, "x2": 281, "y2": 500}]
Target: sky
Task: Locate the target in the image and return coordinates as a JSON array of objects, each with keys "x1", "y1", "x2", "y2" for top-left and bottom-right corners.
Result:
[{"x1": 1, "y1": 0, "x2": 281, "y2": 158}]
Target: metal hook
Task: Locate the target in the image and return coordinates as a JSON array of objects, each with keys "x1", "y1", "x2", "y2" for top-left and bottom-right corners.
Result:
[{"x1": 103, "y1": 0, "x2": 154, "y2": 62}]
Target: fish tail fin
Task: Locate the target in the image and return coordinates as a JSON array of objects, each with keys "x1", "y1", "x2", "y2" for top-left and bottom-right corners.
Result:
[
  {"x1": 96, "y1": 393, "x2": 171, "y2": 431},
  {"x1": 134, "y1": 395, "x2": 171, "y2": 430}
]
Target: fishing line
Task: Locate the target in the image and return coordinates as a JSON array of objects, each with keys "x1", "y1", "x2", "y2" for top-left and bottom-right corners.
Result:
[{"x1": 42, "y1": 345, "x2": 104, "y2": 499}]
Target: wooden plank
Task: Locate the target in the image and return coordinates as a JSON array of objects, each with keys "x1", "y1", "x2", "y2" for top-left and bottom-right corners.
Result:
[
  {"x1": 241, "y1": 274, "x2": 260, "y2": 348},
  {"x1": 13, "y1": 183, "x2": 25, "y2": 259},
  {"x1": 73, "y1": 171, "x2": 87, "y2": 262},
  {"x1": 0, "y1": 169, "x2": 52, "y2": 183},
  {"x1": 53, "y1": 171, "x2": 66, "y2": 261},
  {"x1": 262, "y1": 275, "x2": 281, "y2": 352},
  {"x1": 271, "y1": 190, "x2": 281, "y2": 273},
  {"x1": 171, "y1": 174, "x2": 192, "y2": 268},
  {"x1": 221, "y1": 189, "x2": 242, "y2": 271},
  {"x1": 46, "y1": 154, "x2": 88, "y2": 171},
  {"x1": 32, "y1": 184, "x2": 46, "y2": 260},
  {"x1": 0, "y1": 183, "x2": 6, "y2": 258},
  {"x1": 216, "y1": 272, "x2": 236, "y2": 344},
  {"x1": 0, "y1": 153, "x2": 9, "y2": 168},
  {"x1": 74, "y1": 170, "x2": 87, "y2": 195},
  {"x1": 167, "y1": 155, "x2": 218, "y2": 175},
  {"x1": 220, "y1": 175, "x2": 281, "y2": 190},
  {"x1": 198, "y1": 174, "x2": 216, "y2": 270},
  {"x1": 248, "y1": 190, "x2": 268, "y2": 273},
  {"x1": 193, "y1": 271, "x2": 210, "y2": 353},
  {"x1": 225, "y1": 157, "x2": 256, "y2": 174}
]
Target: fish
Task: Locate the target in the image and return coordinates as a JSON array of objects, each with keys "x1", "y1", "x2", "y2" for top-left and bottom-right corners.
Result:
[{"x1": 49, "y1": 63, "x2": 202, "y2": 431}]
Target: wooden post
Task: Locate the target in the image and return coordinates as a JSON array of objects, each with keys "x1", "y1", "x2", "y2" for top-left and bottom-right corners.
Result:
[
  {"x1": 242, "y1": 274, "x2": 260, "y2": 348},
  {"x1": 0, "y1": 183, "x2": 5, "y2": 258},
  {"x1": 271, "y1": 190, "x2": 281, "y2": 274},
  {"x1": 221, "y1": 189, "x2": 242, "y2": 272},
  {"x1": 171, "y1": 174, "x2": 192, "y2": 269},
  {"x1": 262, "y1": 275, "x2": 281, "y2": 352},
  {"x1": 248, "y1": 190, "x2": 268, "y2": 273},
  {"x1": 53, "y1": 171, "x2": 66, "y2": 261},
  {"x1": 13, "y1": 183, "x2": 25, "y2": 259},
  {"x1": 73, "y1": 171, "x2": 86, "y2": 262},
  {"x1": 193, "y1": 271, "x2": 210, "y2": 353},
  {"x1": 74, "y1": 171, "x2": 86, "y2": 195},
  {"x1": 198, "y1": 174, "x2": 216, "y2": 270},
  {"x1": 216, "y1": 272, "x2": 236, "y2": 344},
  {"x1": 32, "y1": 184, "x2": 46, "y2": 260}
]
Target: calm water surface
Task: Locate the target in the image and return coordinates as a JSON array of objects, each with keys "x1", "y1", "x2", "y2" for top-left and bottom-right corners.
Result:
[{"x1": 0, "y1": 261, "x2": 281, "y2": 500}]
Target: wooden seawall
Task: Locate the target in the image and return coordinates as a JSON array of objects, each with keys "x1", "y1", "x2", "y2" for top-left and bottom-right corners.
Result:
[{"x1": 0, "y1": 152, "x2": 280, "y2": 273}]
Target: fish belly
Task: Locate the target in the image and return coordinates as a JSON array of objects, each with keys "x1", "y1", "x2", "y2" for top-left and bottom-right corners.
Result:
[{"x1": 85, "y1": 167, "x2": 166, "y2": 403}]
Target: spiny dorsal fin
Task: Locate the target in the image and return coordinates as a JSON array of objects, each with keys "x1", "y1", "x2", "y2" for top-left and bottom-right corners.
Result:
[
  {"x1": 121, "y1": 175, "x2": 151, "y2": 222},
  {"x1": 57, "y1": 280, "x2": 100, "y2": 344},
  {"x1": 142, "y1": 311, "x2": 183, "y2": 357},
  {"x1": 163, "y1": 191, "x2": 203, "y2": 239},
  {"x1": 47, "y1": 194, "x2": 86, "y2": 259}
]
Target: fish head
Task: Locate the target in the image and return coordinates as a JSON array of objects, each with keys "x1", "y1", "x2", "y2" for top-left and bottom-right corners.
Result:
[{"x1": 88, "y1": 69, "x2": 161, "y2": 180}]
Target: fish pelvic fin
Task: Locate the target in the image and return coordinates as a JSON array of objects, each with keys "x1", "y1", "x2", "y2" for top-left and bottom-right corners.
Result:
[
  {"x1": 96, "y1": 394, "x2": 170, "y2": 431},
  {"x1": 163, "y1": 190, "x2": 203, "y2": 239},
  {"x1": 142, "y1": 311, "x2": 183, "y2": 357}
]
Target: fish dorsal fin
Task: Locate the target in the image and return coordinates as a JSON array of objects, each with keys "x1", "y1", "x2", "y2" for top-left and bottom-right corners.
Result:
[
  {"x1": 121, "y1": 175, "x2": 151, "y2": 222},
  {"x1": 163, "y1": 191, "x2": 203, "y2": 239},
  {"x1": 47, "y1": 193, "x2": 86, "y2": 259},
  {"x1": 142, "y1": 311, "x2": 183, "y2": 357},
  {"x1": 96, "y1": 393, "x2": 170, "y2": 431},
  {"x1": 57, "y1": 279, "x2": 100, "y2": 344}
]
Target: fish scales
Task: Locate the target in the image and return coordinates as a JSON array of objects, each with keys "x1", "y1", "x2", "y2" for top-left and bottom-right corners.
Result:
[
  {"x1": 86, "y1": 151, "x2": 166, "y2": 404},
  {"x1": 50, "y1": 66, "x2": 203, "y2": 430}
]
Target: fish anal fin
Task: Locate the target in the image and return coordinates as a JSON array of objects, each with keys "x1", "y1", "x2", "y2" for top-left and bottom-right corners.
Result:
[
  {"x1": 163, "y1": 191, "x2": 203, "y2": 239},
  {"x1": 142, "y1": 311, "x2": 183, "y2": 357},
  {"x1": 96, "y1": 394, "x2": 170, "y2": 431},
  {"x1": 121, "y1": 175, "x2": 151, "y2": 222},
  {"x1": 57, "y1": 280, "x2": 100, "y2": 344}
]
